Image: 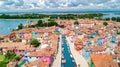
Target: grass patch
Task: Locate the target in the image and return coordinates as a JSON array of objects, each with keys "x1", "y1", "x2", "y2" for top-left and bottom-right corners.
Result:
[
  {"x1": 0, "y1": 54, "x2": 5, "y2": 61},
  {"x1": 0, "y1": 52, "x2": 16, "y2": 67}
]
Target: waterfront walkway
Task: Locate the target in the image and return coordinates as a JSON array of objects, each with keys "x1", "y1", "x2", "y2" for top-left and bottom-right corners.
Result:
[
  {"x1": 66, "y1": 36, "x2": 89, "y2": 67},
  {"x1": 52, "y1": 35, "x2": 62, "y2": 67}
]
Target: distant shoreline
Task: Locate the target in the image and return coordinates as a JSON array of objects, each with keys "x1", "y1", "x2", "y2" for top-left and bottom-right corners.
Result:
[{"x1": 1, "y1": 10, "x2": 120, "y2": 14}]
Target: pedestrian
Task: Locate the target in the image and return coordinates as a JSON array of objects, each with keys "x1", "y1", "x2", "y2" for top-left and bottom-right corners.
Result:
[
  {"x1": 78, "y1": 64, "x2": 80, "y2": 67},
  {"x1": 118, "y1": 38, "x2": 120, "y2": 46}
]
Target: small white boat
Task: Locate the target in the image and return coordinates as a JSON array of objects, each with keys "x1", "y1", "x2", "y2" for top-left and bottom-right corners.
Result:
[
  {"x1": 62, "y1": 59, "x2": 66, "y2": 63},
  {"x1": 72, "y1": 60, "x2": 75, "y2": 62},
  {"x1": 62, "y1": 48, "x2": 64, "y2": 50},
  {"x1": 8, "y1": 27, "x2": 10, "y2": 29},
  {"x1": 62, "y1": 54, "x2": 64, "y2": 59},
  {"x1": 70, "y1": 54, "x2": 73, "y2": 58}
]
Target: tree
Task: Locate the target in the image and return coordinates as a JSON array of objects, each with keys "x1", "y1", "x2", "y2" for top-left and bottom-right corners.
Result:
[
  {"x1": 0, "y1": 52, "x2": 16, "y2": 67},
  {"x1": 16, "y1": 38, "x2": 22, "y2": 42},
  {"x1": 43, "y1": 23, "x2": 48, "y2": 27},
  {"x1": 18, "y1": 23, "x2": 23, "y2": 30},
  {"x1": 97, "y1": 17, "x2": 102, "y2": 20},
  {"x1": 28, "y1": 25, "x2": 35, "y2": 28},
  {"x1": 15, "y1": 56, "x2": 21, "y2": 61},
  {"x1": 103, "y1": 22, "x2": 108, "y2": 26},
  {"x1": 48, "y1": 19, "x2": 55, "y2": 21},
  {"x1": 48, "y1": 21, "x2": 58, "y2": 27},
  {"x1": 105, "y1": 18, "x2": 110, "y2": 21},
  {"x1": 116, "y1": 17, "x2": 120, "y2": 22},
  {"x1": 31, "y1": 38, "x2": 40, "y2": 47},
  {"x1": 90, "y1": 60, "x2": 94, "y2": 67},
  {"x1": 0, "y1": 61, "x2": 7, "y2": 67},
  {"x1": 117, "y1": 30, "x2": 120, "y2": 34},
  {"x1": 60, "y1": 25, "x2": 64, "y2": 28},
  {"x1": 112, "y1": 17, "x2": 116, "y2": 21},
  {"x1": 37, "y1": 20, "x2": 43, "y2": 27},
  {"x1": 5, "y1": 52, "x2": 16, "y2": 60},
  {"x1": 74, "y1": 21, "x2": 79, "y2": 25}
]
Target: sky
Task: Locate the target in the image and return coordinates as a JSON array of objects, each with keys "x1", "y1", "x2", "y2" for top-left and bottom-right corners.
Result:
[{"x1": 0, "y1": 0, "x2": 120, "y2": 12}]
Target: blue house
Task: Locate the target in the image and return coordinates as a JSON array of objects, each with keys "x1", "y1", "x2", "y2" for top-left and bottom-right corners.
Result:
[
  {"x1": 111, "y1": 36, "x2": 116, "y2": 43},
  {"x1": 88, "y1": 33, "x2": 96, "y2": 38},
  {"x1": 54, "y1": 29, "x2": 59, "y2": 34},
  {"x1": 97, "y1": 38, "x2": 101, "y2": 46},
  {"x1": 82, "y1": 49, "x2": 91, "y2": 60},
  {"x1": 32, "y1": 32, "x2": 40, "y2": 38}
]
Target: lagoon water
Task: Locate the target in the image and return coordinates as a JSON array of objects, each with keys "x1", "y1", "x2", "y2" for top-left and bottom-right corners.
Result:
[
  {"x1": 0, "y1": 19, "x2": 38, "y2": 35},
  {"x1": 102, "y1": 13, "x2": 120, "y2": 19}
]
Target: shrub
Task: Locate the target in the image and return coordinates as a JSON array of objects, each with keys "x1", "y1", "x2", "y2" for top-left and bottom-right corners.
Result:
[
  {"x1": 103, "y1": 22, "x2": 108, "y2": 26},
  {"x1": 15, "y1": 56, "x2": 21, "y2": 61},
  {"x1": 30, "y1": 38, "x2": 40, "y2": 47},
  {"x1": 18, "y1": 23, "x2": 23, "y2": 30},
  {"x1": 74, "y1": 21, "x2": 79, "y2": 25},
  {"x1": 16, "y1": 38, "x2": 22, "y2": 42},
  {"x1": 117, "y1": 31, "x2": 120, "y2": 34}
]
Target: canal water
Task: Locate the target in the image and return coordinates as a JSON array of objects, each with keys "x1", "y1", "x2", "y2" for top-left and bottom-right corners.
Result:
[
  {"x1": 18, "y1": 60, "x2": 26, "y2": 67},
  {"x1": 61, "y1": 35, "x2": 76, "y2": 67}
]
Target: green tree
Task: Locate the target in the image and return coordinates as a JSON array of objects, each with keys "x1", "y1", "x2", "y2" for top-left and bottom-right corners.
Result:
[
  {"x1": 117, "y1": 32, "x2": 120, "y2": 34},
  {"x1": 74, "y1": 21, "x2": 79, "y2": 25},
  {"x1": 43, "y1": 23, "x2": 48, "y2": 27},
  {"x1": 0, "y1": 52, "x2": 16, "y2": 67},
  {"x1": 5, "y1": 52, "x2": 16, "y2": 60},
  {"x1": 16, "y1": 38, "x2": 22, "y2": 42},
  {"x1": 117, "y1": 30, "x2": 120, "y2": 34},
  {"x1": 37, "y1": 20, "x2": 43, "y2": 27},
  {"x1": 15, "y1": 56, "x2": 21, "y2": 61},
  {"x1": 28, "y1": 25, "x2": 35, "y2": 28},
  {"x1": 18, "y1": 23, "x2": 23, "y2": 30},
  {"x1": 31, "y1": 38, "x2": 40, "y2": 47},
  {"x1": 0, "y1": 61, "x2": 7, "y2": 67},
  {"x1": 112, "y1": 17, "x2": 116, "y2": 21},
  {"x1": 105, "y1": 18, "x2": 110, "y2": 21},
  {"x1": 48, "y1": 19, "x2": 55, "y2": 21},
  {"x1": 48, "y1": 21, "x2": 58, "y2": 27},
  {"x1": 60, "y1": 25, "x2": 64, "y2": 28},
  {"x1": 97, "y1": 17, "x2": 102, "y2": 20},
  {"x1": 103, "y1": 22, "x2": 108, "y2": 26},
  {"x1": 116, "y1": 17, "x2": 120, "y2": 22},
  {"x1": 90, "y1": 60, "x2": 94, "y2": 67}
]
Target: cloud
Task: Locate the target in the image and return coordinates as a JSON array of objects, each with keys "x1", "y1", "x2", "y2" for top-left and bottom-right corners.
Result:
[
  {"x1": 14, "y1": 0, "x2": 24, "y2": 6},
  {"x1": 0, "y1": 1, "x2": 3, "y2": 6},
  {"x1": 0, "y1": 0, "x2": 120, "y2": 12}
]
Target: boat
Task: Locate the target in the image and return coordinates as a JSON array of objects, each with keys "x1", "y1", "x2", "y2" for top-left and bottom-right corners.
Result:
[
  {"x1": 62, "y1": 56, "x2": 64, "y2": 59},
  {"x1": 62, "y1": 48, "x2": 64, "y2": 50},
  {"x1": 62, "y1": 54, "x2": 64, "y2": 59},
  {"x1": 70, "y1": 54, "x2": 73, "y2": 58},
  {"x1": 62, "y1": 58, "x2": 66, "y2": 63},
  {"x1": 72, "y1": 60, "x2": 75, "y2": 62}
]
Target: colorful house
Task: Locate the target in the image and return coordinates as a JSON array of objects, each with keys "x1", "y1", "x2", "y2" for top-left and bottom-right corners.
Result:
[
  {"x1": 90, "y1": 54, "x2": 119, "y2": 67},
  {"x1": 97, "y1": 38, "x2": 101, "y2": 46},
  {"x1": 82, "y1": 48, "x2": 91, "y2": 60},
  {"x1": 111, "y1": 36, "x2": 116, "y2": 43},
  {"x1": 32, "y1": 32, "x2": 40, "y2": 38}
]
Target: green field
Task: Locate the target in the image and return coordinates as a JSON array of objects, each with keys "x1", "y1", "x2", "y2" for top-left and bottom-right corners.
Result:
[{"x1": 0, "y1": 54, "x2": 5, "y2": 61}]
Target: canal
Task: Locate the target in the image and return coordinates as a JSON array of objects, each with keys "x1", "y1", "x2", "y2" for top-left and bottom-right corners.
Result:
[{"x1": 61, "y1": 35, "x2": 76, "y2": 67}]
